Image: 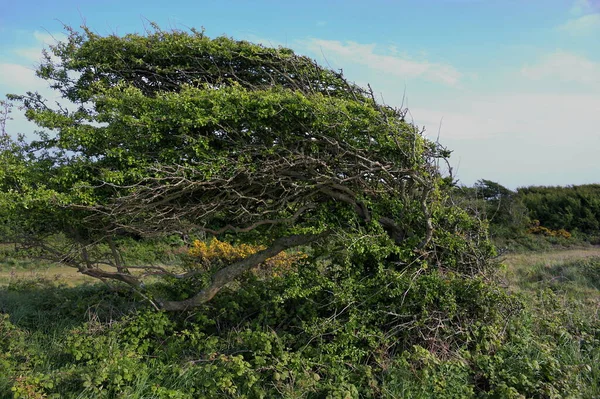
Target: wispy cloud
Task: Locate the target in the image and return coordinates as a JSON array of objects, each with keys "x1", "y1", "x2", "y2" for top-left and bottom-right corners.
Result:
[
  {"x1": 0, "y1": 63, "x2": 41, "y2": 91},
  {"x1": 569, "y1": 0, "x2": 599, "y2": 16},
  {"x1": 521, "y1": 50, "x2": 600, "y2": 86},
  {"x1": 14, "y1": 48, "x2": 45, "y2": 62},
  {"x1": 559, "y1": 13, "x2": 600, "y2": 35},
  {"x1": 11, "y1": 30, "x2": 66, "y2": 62},
  {"x1": 302, "y1": 39, "x2": 461, "y2": 86},
  {"x1": 33, "y1": 30, "x2": 67, "y2": 45},
  {"x1": 559, "y1": 0, "x2": 600, "y2": 35}
]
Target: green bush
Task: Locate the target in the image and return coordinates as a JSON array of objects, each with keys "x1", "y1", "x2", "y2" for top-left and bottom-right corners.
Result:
[{"x1": 1, "y1": 253, "x2": 598, "y2": 398}]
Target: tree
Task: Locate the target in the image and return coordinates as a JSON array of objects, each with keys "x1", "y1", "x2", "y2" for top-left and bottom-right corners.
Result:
[
  {"x1": 518, "y1": 184, "x2": 600, "y2": 235},
  {"x1": 1, "y1": 26, "x2": 492, "y2": 310},
  {"x1": 474, "y1": 179, "x2": 529, "y2": 234}
]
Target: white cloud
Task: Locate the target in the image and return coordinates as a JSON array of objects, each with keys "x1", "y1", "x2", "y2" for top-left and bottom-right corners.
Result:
[
  {"x1": 410, "y1": 92, "x2": 600, "y2": 187},
  {"x1": 559, "y1": 13, "x2": 600, "y2": 35},
  {"x1": 1, "y1": 30, "x2": 69, "y2": 139},
  {"x1": 10, "y1": 31, "x2": 66, "y2": 63},
  {"x1": 0, "y1": 63, "x2": 42, "y2": 91},
  {"x1": 409, "y1": 107, "x2": 499, "y2": 140},
  {"x1": 14, "y1": 47, "x2": 45, "y2": 62},
  {"x1": 33, "y1": 30, "x2": 67, "y2": 45},
  {"x1": 1, "y1": 30, "x2": 69, "y2": 93},
  {"x1": 414, "y1": 92, "x2": 600, "y2": 143},
  {"x1": 302, "y1": 39, "x2": 461, "y2": 86},
  {"x1": 0, "y1": 62, "x2": 58, "y2": 139},
  {"x1": 521, "y1": 51, "x2": 600, "y2": 87},
  {"x1": 570, "y1": 0, "x2": 593, "y2": 15},
  {"x1": 559, "y1": 0, "x2": 600, "y2": 34}
]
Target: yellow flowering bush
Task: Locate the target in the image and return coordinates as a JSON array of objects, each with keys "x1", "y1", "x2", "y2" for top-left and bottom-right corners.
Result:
[
  {"x1": 527, "y1": 220, "x2": 572, "y2": 238},
  {"x1": 188, "y1": 238, "x2": 307, "y2": 276}
]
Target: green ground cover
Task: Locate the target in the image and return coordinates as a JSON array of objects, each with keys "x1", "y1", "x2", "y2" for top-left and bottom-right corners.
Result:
[{"x1": 1, "y1": 247, "x2": 599, "y2": 398}]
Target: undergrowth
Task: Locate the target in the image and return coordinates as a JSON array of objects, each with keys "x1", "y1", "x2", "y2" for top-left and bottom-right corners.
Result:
[{"x1": 1, "y1": 255, "x2": 599, "y2": 398}]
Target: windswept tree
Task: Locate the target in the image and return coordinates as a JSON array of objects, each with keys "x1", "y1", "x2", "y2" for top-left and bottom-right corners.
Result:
[
  {"x1": 470, "y1": 179, "x2": 529, "y2": 237},
  {"x1": 1, "y1": 26, "x2": 492, "y2": 310}
]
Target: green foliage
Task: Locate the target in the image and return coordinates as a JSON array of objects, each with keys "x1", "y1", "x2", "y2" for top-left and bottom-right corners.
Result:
[
  {"x1": 1, "y1": 24, "x2": 493, "y2": 312},
  {"x1": 518, "y1": 184, "x2": 600, "y2": 237},
  {"x1": 1, "y1": 255, "x2": 599, "y2": 398},
  {"x1": 454, "y1": 179, "x2": 529, "y2": 240},
  {"x1": 3, "y1": 24, "x2": 598, "y2": 399},
  {"x1": 455, "y1": 180, "x2": 600, "y2": 251}
]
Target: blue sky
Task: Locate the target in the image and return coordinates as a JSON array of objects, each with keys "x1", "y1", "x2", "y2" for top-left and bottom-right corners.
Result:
[{"x1": 1, "y1": 0, "x2": 599, "y2": 189}]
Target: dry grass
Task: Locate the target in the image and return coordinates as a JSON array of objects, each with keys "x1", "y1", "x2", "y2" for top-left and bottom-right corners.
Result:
[
  {"x1": 499, "y1": 246, "x2": 600, "y2": 308},
  {"x1": 0, "y1": 264, "x2": 97, "y2": 287},
  {"x1": 502, "y1": 247, "x2": 600, "y2": 268}
]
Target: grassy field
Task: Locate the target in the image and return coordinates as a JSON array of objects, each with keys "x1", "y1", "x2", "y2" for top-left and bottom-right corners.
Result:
[
  {"x1": 0, "y1": 263, "x2": 95, "y2": 287},
  {"x1": 502, "y1": 247, "x2": 600, "y2": 300},
  {"x1": 0, "y1": 241, "x2": 182, "y2": 287}
]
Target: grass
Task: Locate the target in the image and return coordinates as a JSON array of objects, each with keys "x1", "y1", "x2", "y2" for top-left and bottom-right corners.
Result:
[
  {"x1": 500, "y1": 248, "x2": 600, "y2": 335},
  {"x1": 497, "y1": 247, "x2": 600, "y2": 397},
  {"x1": 0, "y1": 240, "x2": 186, "y2": 287},
  {"x1": 0, "y1": 244, "x2": 86, "y2": 286},
  {"x1": 501, "y1": 247, "x2": 600, "y2": 298},
  {"x1": 0, "y1": 264, "x2": 96, "y2": 287},
  {"x1": 0, "y1": 244, "x2": 91, "y2": 286}
]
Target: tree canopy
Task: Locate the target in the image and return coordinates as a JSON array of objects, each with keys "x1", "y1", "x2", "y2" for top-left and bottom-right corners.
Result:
[
  {"x1": 1, "y1": 26, "x2": 492, "y2": 310},
  {"x1": 518, "y1": 184, "x2": 600, "y2": 235}
]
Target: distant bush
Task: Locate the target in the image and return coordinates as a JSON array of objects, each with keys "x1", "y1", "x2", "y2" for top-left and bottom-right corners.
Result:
[
  {"x1": 519, "y1": 184, "x2": 600, "y2": 236},
  {"x1": 527, "y1": 220, "x2": 572, "y2": 239}
]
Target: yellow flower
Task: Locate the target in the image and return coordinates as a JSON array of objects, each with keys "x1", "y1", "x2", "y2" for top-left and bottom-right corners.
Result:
[{"x1": 187, "y1": 238, "x2": 306, "y2": 276}]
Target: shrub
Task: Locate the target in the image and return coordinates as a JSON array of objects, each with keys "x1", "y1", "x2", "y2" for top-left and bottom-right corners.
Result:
[
  {"x1": 187, "y1": 238, "x2": 307, "y2": 277},
  {"x1": 528, "y1": 220, "x2": 572, "y2": 239}
]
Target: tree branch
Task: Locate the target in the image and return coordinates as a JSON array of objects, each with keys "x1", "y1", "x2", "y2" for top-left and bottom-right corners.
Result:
[{"x1": 160, "y1": 231, "x2": 328, "y2": 311}]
